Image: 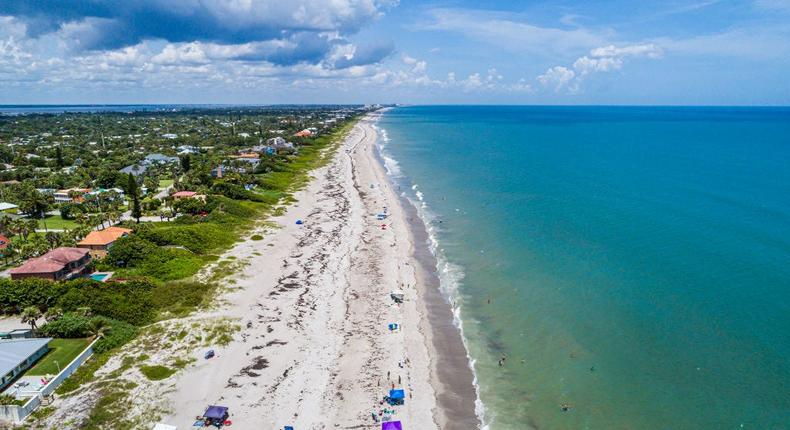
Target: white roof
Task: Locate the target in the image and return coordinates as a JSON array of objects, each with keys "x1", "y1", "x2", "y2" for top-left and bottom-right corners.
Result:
[
  {"x1": 0, "y1": 338, "x2": 51, "y2": 377},
  {"x1": 0, "y1": 203, "x2": 18, "y2": 211}
]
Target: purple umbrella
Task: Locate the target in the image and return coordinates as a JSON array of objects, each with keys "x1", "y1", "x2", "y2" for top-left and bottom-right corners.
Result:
[{"x1": 382, "y1": 421, "x2": 403, "y2": 430}]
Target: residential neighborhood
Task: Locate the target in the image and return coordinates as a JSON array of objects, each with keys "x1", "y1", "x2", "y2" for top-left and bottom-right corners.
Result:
[{"x1": 0, "y1": 105, "x2": 367, "y2": 424}]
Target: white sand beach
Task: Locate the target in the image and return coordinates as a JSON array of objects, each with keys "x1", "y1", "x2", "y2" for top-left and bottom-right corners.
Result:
[{"x1": 155, "y1": 115, "x2": 444, "y2": 428}]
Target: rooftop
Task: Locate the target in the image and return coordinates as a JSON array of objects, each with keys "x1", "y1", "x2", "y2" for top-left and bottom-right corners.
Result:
[
  {"x1": 172, "y1": 191, "x2": 197, "y2": 197},
  {"x1": 0, "y1": 338, "x2": 51, "y2": 378},
  {"x1": 10, "y1": 247, "x2": 90, "y2": 275},
  {"x1": 78, "y1": 227, "x2": 133, "y2": 247}
]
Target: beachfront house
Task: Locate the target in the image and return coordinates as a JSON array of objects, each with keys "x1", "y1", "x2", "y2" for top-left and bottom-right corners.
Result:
[
  {"x1": 9, "y1": 247, "x2": 91, "y2": 281},
  {"x1": 77, "y1": 226, "x2": 132, "y2": 258},
  {"x1": 0, "y1": 338, "x2": 52, "y2": 390}
]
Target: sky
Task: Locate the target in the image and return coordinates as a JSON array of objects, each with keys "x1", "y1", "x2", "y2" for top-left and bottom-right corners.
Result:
[{"x1": 1, "y1": 0, "x2": 789, "y2": 105}]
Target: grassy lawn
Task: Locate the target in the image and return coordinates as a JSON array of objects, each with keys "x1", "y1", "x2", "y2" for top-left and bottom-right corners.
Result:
[
  {"x1": 158, "y1": 179, "x2": 174, "y2": 189},
  {"x1": 37, "y1": 214, "x2": 80, "y2": 230},
  {"x1": 27, "y1": 338, "x2": 93, "y2": 376}
]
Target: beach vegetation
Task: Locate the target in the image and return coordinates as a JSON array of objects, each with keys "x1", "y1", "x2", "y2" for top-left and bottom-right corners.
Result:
[{"x1": 139, "y1": 364, "x2": 176, "y2": 381}]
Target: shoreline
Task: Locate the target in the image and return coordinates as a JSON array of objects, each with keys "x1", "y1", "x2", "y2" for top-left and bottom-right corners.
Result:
[
  {"x1": 367, "y1": 112, "x2": 481, "y2": 429},
  {"x1": 37, "y1": 112, "x2": 482, "y2": 429}
]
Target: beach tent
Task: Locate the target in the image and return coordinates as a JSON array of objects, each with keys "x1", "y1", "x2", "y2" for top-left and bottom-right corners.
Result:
[
  {"x1": 388, "y1": 323, "x2": 400, "y2": 332},
  {"x1": 152, "y1": 424, "x2": 177, "y2": 430},
  {"x1": 381, "y1": 421, "x2": 403, "y2": 430},
  {"x1": 203, "y1": 405, "x2": 229, "y2": 424},
  {"x1": 295, "y1": 219, "x2": 304, "y2": 225},
  {"x1": 388, "y1": 389, "x2": 405, "y2": 405}
]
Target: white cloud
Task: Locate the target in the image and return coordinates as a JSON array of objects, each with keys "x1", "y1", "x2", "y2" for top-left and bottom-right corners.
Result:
[
  {"x1": 538, "y1": 43, "x2": 663, "y2": 93},
  {"x1": 537, "y1": 66, "x2": 576, "y2": 92},
  {"x1": 418, "y1": 8, "x2": 612, "y2": 57}
]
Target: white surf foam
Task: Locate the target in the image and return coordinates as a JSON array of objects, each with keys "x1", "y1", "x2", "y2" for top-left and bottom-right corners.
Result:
[{"x1": 370, "y1": 114, "x2": 491, "y2": 429}]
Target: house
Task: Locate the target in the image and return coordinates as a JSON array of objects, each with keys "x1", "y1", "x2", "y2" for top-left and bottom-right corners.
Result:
[
  {"x1": 0, "y1": 338, "x2": 52, "y2": 390},
  {"x1": 211, "y1": 164, "x2": 244, "y2": 178},
  {"x1": 294, "y1": 129, "x2": 313, "y2": 137},
  {"x1": 162, "y1": 133, "x2": 178, "y2": 139},
  {"x1": 9, "y1": 247, "x2": 91, "y2": 281},
  {"x1": 177, "y1": 145, "x2": 199, "y2": 155},
  {"x1": 144, "y1": 153, "x2": 179, "y2": 164},
  {"x1": 77, "y1": 226, "x2": 132, "y2": 258},
  {"x1": 53, "y1": 188, "x2": 91, "y2": 203},
  {"x1": 86, "y1": 188, "x2": 125, "y2": 200},
  {"x1": 171, "y1": 191, "x2": 197, "y2": 200},
  {"x1": 119, "y1": 164, "x2": 148, "y2": 177},
  {"x1": 0, "y1": 203, "x2": 18, "y2": 213},
  {"x1": 266, "y1": 136, "x2": 296, "y2": 152}
]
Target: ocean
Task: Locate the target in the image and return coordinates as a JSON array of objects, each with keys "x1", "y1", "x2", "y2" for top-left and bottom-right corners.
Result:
[{"x1": 375, "y1": 106, "x2": 790, "y2": 430}]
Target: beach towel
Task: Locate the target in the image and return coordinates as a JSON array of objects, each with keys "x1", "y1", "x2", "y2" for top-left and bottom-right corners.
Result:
[{"x1": 381, "y1": 421, "x2": 403, "y2": 430}]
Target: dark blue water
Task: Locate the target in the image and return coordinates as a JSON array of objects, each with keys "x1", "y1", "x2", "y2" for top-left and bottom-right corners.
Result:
[{"x1": 377, "y1": 106, "x2": 790, "y2": 430}]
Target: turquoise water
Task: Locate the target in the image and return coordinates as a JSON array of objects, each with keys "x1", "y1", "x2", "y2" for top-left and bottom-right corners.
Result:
[
  {"x1": 90, "y1": 273, "x2": 109, "y2": 281},
  {"x1": 376, "y1": 106, "x2": 790, "y2": 430}
]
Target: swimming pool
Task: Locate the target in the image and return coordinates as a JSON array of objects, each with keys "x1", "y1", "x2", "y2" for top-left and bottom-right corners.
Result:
[{"x1": 89, "y1": 272, "x2": 111, "y2": 282}]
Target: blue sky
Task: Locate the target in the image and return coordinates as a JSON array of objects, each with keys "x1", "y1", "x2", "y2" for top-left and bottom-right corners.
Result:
[{"x1": 1, "y1": 0, "x2": 789, "y2": 105}]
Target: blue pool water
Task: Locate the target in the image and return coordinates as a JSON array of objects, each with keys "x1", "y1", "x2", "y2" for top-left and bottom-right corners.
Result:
[
  {"x1": 89, "y1": 273, "x2": 110, "y2": 282},
  {"x1": 376, "y1": 106, "x2": 790, "y2": 429}
]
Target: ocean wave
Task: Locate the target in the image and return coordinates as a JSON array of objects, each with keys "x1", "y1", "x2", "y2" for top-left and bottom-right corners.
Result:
[{"x1": 370, "y1": 114, "x2": 489, "y2": 429}]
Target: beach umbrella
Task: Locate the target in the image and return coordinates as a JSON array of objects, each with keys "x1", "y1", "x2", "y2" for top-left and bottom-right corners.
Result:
[{"x1": 381, "y1": 421, "x2": 403, "y2": 430}]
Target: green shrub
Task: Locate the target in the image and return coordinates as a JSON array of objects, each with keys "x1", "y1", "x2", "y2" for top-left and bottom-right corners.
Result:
[
  {"x1": 39, "y1": 312, "x2": 92, "y2": 338},
  {"x1": 251, "y1": 234, "x2": 263, "y2": 241},
  {"x1": 139, "y1": 364, "x2": 176, "y2": 381},
  {"x1": 93, "y1": 319, "x2": 137, "y2": 354},
  {"x1": 105, "y1": 235, "x2": 158, "y2": 267},
  {"x1": 55, "y1": 279, "x2": 156, "y2": 326},
  {"x1": 150, "y1": 281, "x2": 214, "y2": 316},
  {"x1": 136, "y1": 249, "x2": 205, "y2": 281},
  {"x1": 0, "y1": 393, "x2": 26, "y2": 406}
]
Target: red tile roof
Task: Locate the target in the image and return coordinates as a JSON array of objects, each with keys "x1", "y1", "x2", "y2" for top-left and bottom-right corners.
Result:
[
  {"x1": 10, "y1": 247, "x2": 90, "y2": 274},
  {"x1": 0, "y1": 235, "x2": 9, "y2": 249}
]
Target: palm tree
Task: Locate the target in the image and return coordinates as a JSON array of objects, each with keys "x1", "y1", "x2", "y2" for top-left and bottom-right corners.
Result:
[
  {"x1": 44, "y1": 307, "x2": 63, "y2": 323},
  {"x1": 20, "y1": 306, "x2": 42, "y2": 331},
  {"x1": 21, "y1": 190, "x2": 51, "y2": 219},
  {"x1": 87, "y1": 318, "x2": 111, "y2": 339},
  {"x1": 109, "y1": 210, "x2": 122, "y2": 226},
  {"x1": 25, "y1": 219, "x2": 39, "y2": 237},
  {"x1": 44, "y1": 231, "x2": 60, "y2": 250}
]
